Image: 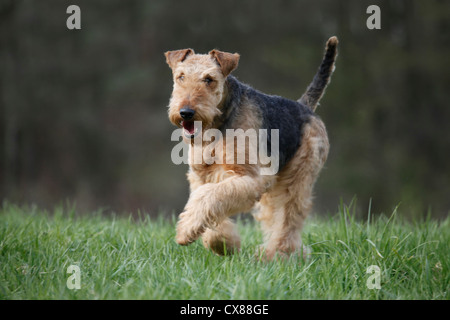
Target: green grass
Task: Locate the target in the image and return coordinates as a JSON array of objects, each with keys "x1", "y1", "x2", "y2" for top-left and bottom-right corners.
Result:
[{"x1": 0, "y1": 202, "x2": 448, "y2": 300}]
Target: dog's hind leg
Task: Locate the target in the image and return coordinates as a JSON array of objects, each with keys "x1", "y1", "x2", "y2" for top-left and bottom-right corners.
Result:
[{"x1": 256, "y1": 117, "x2": 329, "y2": 260}]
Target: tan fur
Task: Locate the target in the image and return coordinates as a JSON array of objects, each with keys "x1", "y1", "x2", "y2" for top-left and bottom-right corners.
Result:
[
  {"x1": 165, "y1": 48, "x2": 331, "y2": 260},
  {"x1": 202, "y1": 218, "x2": 241, "y2": 255},
  {"x1": 254, "y1": 117, "x2": 329, "y2": 260},
  {"x1": 165, "y1": 50, "x2": 239, "y2": 134}
]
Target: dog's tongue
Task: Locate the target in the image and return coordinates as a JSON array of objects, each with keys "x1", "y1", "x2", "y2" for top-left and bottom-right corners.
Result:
[{"x1": 182, "y1": 121, "x2": 195, "y2": 134}]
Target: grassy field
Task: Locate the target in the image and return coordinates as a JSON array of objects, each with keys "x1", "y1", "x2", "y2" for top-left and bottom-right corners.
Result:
[{"x1": 0, "y1": 202, "x2": 448, "y2": 300}]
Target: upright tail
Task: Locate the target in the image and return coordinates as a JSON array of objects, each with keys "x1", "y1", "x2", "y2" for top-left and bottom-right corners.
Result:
[{"x1": 299, "y1": 36, "x2": 338, "y2": 111}]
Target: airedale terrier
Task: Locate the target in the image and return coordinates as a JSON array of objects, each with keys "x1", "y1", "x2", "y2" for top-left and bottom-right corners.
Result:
[{"x1": 165, "y1": 37, "x2": 338, "y2": 260}]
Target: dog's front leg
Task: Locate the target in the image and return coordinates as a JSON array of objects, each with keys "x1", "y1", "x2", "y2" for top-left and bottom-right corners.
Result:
[{"x1": 176, "y1": 174, "x2": 263, "y2": 245}]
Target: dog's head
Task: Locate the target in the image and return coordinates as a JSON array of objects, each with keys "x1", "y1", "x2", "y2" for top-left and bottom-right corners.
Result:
[{"x1": 165, "y1": 49, "x2": 240, "y2": 140}]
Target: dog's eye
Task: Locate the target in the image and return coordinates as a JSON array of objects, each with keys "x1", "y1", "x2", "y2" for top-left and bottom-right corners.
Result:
[
  {"x1": 177, "y1": 75, "x2": 185, "y2": 82},
  {"x1": 203, "y1": 76, "x2": 214, "y2": 85}
]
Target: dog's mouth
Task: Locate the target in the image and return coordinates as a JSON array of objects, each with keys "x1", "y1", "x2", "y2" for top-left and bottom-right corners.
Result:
[{"x1": 181, "y1": 120, "x2": 200, "y2": 139}]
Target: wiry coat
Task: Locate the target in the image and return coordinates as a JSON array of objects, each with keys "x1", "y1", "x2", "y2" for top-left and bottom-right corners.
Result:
[{"x1": 164, "y1": 37, "x2": 338, "y2": 259}]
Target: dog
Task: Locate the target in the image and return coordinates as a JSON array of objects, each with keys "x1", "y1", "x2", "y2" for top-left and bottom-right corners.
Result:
[{"x1": 165, "y1": 36, "x2": 338, "y2": 260}]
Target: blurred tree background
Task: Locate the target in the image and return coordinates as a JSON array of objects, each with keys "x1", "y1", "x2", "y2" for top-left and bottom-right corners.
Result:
[{"x1": 0, "y1": 0, "x2": 449, "y2": 218}]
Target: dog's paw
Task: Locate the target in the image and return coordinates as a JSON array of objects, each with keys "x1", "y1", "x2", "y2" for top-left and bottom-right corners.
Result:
[
  {"x1": 175, "y1": 211, "x2": 206, "y2": 246},
  {"x1": 202, "y1": 223, "x2": 241, "y2": 256}
]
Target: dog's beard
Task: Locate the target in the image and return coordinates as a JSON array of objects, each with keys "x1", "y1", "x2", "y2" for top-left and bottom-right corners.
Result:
[{"x1": 168, "y1": 102, "x2": 222, "y2": 140}]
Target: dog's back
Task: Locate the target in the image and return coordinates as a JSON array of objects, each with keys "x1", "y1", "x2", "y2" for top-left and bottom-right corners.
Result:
[
  {"x1": 217, "y1": 36, "x2": 338, "y2": 171},
  {"x1": 221, "y1": 76, "x2": 314, "y2": 171}
]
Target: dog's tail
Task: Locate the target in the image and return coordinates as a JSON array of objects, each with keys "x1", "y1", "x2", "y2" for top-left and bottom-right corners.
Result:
[{"x1": 298, "y1": 36, "x2": 338, "y2": 112}]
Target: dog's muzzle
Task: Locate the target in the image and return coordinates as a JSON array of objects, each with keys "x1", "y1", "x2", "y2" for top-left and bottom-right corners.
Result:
[{"x1": 179, "y1": 107, "x2": 199, "y2": 139}]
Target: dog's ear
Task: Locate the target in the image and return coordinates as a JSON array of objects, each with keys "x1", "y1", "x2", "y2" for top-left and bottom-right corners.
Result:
[
  {"x1": 209, "y1": 50, "x2": 240, "y2": 77},
  {"x1": 164, "y1": 49, "x2": 194, "y2": 69}
]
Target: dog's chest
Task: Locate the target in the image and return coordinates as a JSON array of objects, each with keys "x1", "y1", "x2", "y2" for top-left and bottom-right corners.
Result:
[{"x1": 191, "y1": 162, "x2": 251, "y2": 184}]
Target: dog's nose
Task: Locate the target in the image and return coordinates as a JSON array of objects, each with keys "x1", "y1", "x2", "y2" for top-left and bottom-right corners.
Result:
[{"x1": 180, "y1": 108, "x2": 195, "y2": 120}]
